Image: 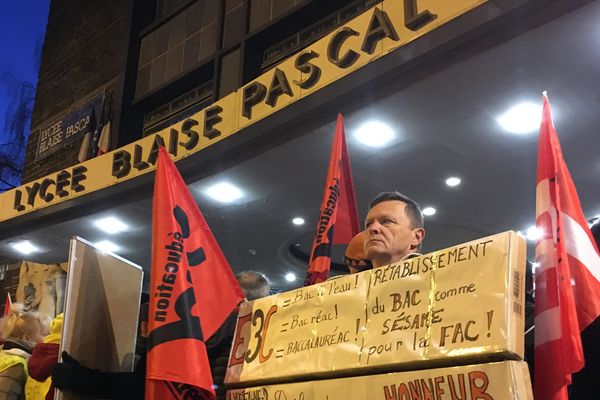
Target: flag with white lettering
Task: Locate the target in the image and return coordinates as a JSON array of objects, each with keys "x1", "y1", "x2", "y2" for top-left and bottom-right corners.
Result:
[
  {"x1": 146, "y1": 147, "x2": 244, "y2": 400},
  {"x1": 305, "y1": 114, "x2": 359, "y2": 285},
  {"x1": 534, "y1": 93, "x2": 600, "y2": 400}
]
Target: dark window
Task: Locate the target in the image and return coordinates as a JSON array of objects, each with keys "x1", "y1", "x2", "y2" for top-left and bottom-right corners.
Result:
[
  {"x1": 156, "y1": 0, "x2": 191, "y2": 20},
  {"x1": 219, "y1": 48, "x2": 242, "y2": 98},
  {"x1": 249, "y1": 0, "x2": 310, "y2": 32},
  {"x1": 136, "y1": 0, "x2": 219, "y2": 99},
  {"x1": 223, "y1": 0, "x2": 246, "y2": 49},
  {"x1": 142, "y1": 83, "x2": 213, "y2": 137}
]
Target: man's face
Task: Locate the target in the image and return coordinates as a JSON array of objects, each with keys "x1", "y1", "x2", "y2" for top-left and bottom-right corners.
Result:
[{"x1": 364, "y1": 200, "x2": 424, "y2": 267}]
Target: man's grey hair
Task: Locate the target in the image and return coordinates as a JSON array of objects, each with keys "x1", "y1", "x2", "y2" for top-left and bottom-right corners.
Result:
[
  {"x1": 368, "y1": 191, "x2": 424, "y2": 229},
  {"x1": 236, "y1": 270, "x2": 271, "y2": 300}
]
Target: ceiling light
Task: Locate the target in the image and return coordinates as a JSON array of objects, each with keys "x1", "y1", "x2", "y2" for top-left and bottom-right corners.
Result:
[
  {"x1": 95, "y1": 240, "x2": 120, "y2": 253},
  {"x1": 497, "y1": 102, "x2": 542, "y2": 134},
  {"x1": 445, "y1": 177, "x2": 461, "y2": 187},
  {"x1": 354, "y1": 121, "x2": 395, "y2": 147},
  {"x1": 205, "y1": 182, "x2": 243, "y2": 203},
  {"x1": 12, "y1": 240, "x2": 39, "y2": 255},
  {"x1": 525, "y1": 225, "x2": 543, "y2": 241},
  {"x1": 422, "y1": 207, "x2": 436, "y2": 216},
  {"x1": 292, "y1": 217, "x2": 305, "y2": 225},
  {"x1": 94, "y1": 216, "x2": 128, "y2": 234},
  {"x1": 285, "y1": 272, "x2": 296, "y2": 282}
]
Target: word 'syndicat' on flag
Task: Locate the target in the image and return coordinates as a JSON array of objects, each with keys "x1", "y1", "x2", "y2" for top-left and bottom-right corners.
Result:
[
  {"x1": 305, "y1": 114, "x2": 359, "y2": 285},
  {"x1": 146, "y1": 147, "x2": 244, "y2": 400},
  {"x1": 534, "y1": 94, "x2": 600, "y2": 400}
]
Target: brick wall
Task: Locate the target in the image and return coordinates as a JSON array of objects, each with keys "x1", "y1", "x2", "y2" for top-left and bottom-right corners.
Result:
[{"x1": 22, "y1": 0, "x2": 128, "y2": 183}]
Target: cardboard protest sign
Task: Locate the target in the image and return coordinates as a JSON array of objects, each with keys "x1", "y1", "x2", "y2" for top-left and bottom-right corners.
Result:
[
  {"x1": 226, "y1": 231, "x2": 525, "y2": 385},
  {"x1": 227, "y1": 272, "x2": 370, "y2": 384},
  {"x1": 57, "y1": 237, "x2": 143, "y2": 400},
  {"x1": 363, "y1": 231, "x2": 525, "y2": 367},
  {"x1": 226, "y1": 360, "x2": 533, "y2": 400}
]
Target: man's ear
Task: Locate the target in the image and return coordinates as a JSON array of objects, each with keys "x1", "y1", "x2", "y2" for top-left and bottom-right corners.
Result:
[{"x1": 412, "y1": 228, "x2": 425, "y2": 249}]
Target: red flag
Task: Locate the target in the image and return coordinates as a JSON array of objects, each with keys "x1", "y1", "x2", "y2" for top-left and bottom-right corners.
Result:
[
  {"x1": 3, "y1": 293, "x2": 11, "y2": 317},
  {"x1": 305, "y1": 114, "x2": 359, "y2": 285},
  {"x1": 534, "y1": 94, "x2": 600, "y2": 400},
  {"x1": 146, "y1": 147, "x2": 244, "y2": 400}
]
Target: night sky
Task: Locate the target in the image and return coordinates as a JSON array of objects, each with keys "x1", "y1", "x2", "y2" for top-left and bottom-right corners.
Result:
[{"x1": 0, "y1": 0, "x2": 50, "y2": 183}]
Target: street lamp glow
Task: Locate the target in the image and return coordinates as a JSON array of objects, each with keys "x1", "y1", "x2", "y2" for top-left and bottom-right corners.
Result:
[
  {"x1": 12, "y1": 241, "x2": 39, "y2": 255},
  {"x1": 292, "y1": 217, "x2": 305, "y2": 226},
  {"x1": 354, "y1": 121, "x2": 395, "y2": 147},
  {"x1": 497, "y1": 102, "x2": 542, "y2": 134},
  {"x1": 445, "y1": 177, "x2": 461, "y2": 187},
  {"x1": 94, "y1": 216, "x2": 128, "y2": 234},
  {"x1": 205, "y1": 182, "x2": 244, "y2": 203},
  {"x1": 525, "y1": 225, "x2": 544, "y2": 241},
  {"x1": 422, "y1": 207, "x2": 436, "y2": 216}
]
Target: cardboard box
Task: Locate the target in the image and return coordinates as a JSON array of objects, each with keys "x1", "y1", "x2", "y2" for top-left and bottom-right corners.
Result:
[
  {"x1": 225, "y1": 231, "x2": 526, "y2": 385},
  {"x1": 226, "y1": 360, "x2": 533, "y2": 400}
]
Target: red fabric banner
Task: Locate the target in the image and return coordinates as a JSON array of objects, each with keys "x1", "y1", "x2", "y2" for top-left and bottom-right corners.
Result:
[
  {"x1": 3, "y1": 293, "x2": 11, "y2": 317},
  {"x1": 534, "y1": 94, "x2": 600, "y2": 400},
  {"x1": 305, "y1": 114, "x2": 359, "y2": 285},
  {"x1": 146, "y1": 147, "x2": 244, "y2": 400}
]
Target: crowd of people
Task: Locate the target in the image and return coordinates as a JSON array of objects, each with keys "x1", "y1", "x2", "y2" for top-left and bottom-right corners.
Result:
[
  {"x1": 0, "y1": 191, "x2": 598, "y2": 399},
  {"x1": 0, "y1": 270, "x2": 271, "y2": 400}
]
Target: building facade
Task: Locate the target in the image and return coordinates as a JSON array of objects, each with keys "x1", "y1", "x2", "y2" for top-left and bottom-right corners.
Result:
[{"x1": 1, "y1": 0, "x2": 597, "y2": 288}]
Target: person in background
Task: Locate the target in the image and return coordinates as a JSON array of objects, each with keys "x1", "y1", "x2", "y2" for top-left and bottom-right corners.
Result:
[
  {"x1": 25, "y1": 313, "x2": 63, "y2": 400},
  {"x1": 236, "y1": 271, "x2": 271, "y2": 300},
  {"x1": 364, "y1": 191, "x2": 426, "y2": 267},
  {"x1": 209, "y1": 271, "x2": 272, "y2": 399},
  {"x1": 343, "y1": 231, "x2": 373, "y2": 274},
  {"x1": 0, "y1": 305, "x2": 47, "y2": 400}
]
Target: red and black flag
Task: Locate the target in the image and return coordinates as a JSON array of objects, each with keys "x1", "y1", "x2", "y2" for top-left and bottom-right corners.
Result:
[
  {"x1": 305, "y1": 114, "x2": 360, "y2": 285},
  {"x1": 146, "y1": 147, "x2": 244, "y2": 400}
]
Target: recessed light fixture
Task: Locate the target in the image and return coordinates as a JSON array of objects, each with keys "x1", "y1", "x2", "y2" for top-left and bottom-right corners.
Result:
[
  {"x1": 12, "y1": 240, "x2": 39, "y2": 255},
  {"x1": 445, "y1": 177, "x2": 461, "y2": 187},
  {"x1": 95, "y1": 240, "x2": 120, "y2": 253},
  {"x1": 285, "y1": 272, "x2": 296, "y2": 282},
  {"x1": 497, "y1": 102, "x2": 542, "y2": 134},
  {"x1": 205, "y1": 182, "x2": 243, "y2": 203},
  {"x1": 525, "y1": 225, "x2": 543, "y2": 241},
  {"x1": 354, "y1": 121, "x2": 395, "y2": 147},
  {"x1": 94, "y1": 216, "x2": 128, "y2": 234},
  {"x1": 292, "y1": 217, "x2": 305, "y2": 226},
  {"x1": 422, "y1": 207, "x2": 436, "y2": 216}
]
